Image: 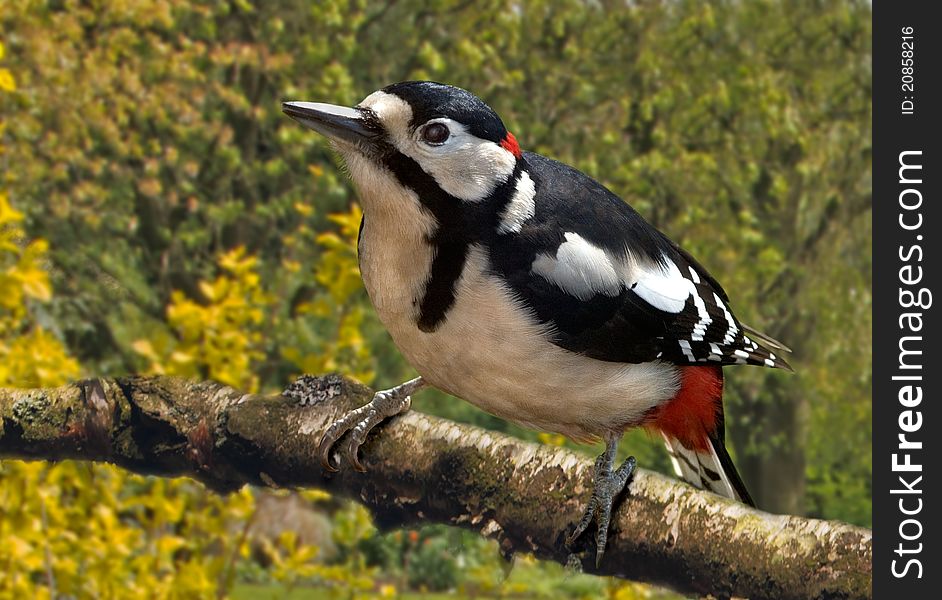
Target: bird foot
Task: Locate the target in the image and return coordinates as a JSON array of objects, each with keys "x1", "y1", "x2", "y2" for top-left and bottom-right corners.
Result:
[
  {"x1": 567, "y1": 451, "x2": 636, "y2": 568},
  {"x1": 311, "y1": 377, "x2": 424, "y2": 473}
]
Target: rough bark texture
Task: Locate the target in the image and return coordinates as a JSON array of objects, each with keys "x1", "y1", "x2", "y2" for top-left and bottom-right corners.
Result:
[{"x1": 0, "y1": 374, "x2": 871, "y2": 599}]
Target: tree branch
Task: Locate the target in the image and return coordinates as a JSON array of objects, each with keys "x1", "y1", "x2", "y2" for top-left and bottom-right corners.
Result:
[{"x1": 0, "y1": 375, "x2": 871, "y2": 599}]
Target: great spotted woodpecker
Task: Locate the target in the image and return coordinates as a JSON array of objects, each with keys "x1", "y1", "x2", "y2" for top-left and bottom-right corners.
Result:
[{"x1": 283, "y1": 81, "x2": 791, "y2": 565}]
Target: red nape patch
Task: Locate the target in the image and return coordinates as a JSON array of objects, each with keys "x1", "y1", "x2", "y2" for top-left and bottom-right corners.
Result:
[
  {"x1": 646, "y1": 366, "x2": 723, "y2": 451},
  {"x1": 500, "y1": 132, "x2": 522, "y2": 158}
]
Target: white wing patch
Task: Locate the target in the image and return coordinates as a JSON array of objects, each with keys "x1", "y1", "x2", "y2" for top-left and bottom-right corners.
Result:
[
  {"x1": 632, "y1": 256, "x2": 690, "y2": 313},
  {"x1": 531, "y1": 232, "x2": 621, "y2": 301},
  {"x1": 532, "y1": 248, "x2": 713, "y2": 320},
  {"x1": 497, "y1": 170, "x2": 536, "y2": 234}
]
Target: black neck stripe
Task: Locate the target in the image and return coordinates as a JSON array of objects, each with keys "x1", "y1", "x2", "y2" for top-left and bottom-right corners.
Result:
[
  {"x1": 417, "y1": 231, "x2": 469, "y2": 332},
  {"x1": 381, "y1": 150, "x2": 522, "y2": 331}
]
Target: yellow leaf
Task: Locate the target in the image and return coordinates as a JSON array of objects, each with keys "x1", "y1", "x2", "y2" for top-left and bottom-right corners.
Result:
[
  {"x1": 537, "y1": 432, "x2": 567, "y2": 447},
  {"x1": 198, "y1": 280, "x2": 217, "y2": 301},
  {"x1": 131, "y1": 339, "x2": 154, "y2": 356},
  {"x1": 0, "y1": 193, "x2": 25, "y2": 224},
  {"x1": 169, "y1": 351, "x2": 194, "y2": 364},
  {"x1": 299, "y1": 489, "x2": 331, "y2": 503},
  {"x1": 156, "y1": 535, "x2": 186, "y2": 556},
  {"x1": 293, "y1": 201, "x2": 313, "y2": 216},
  {"x1": 21, "y1": 276, "x2": 52, "y2": 303}
]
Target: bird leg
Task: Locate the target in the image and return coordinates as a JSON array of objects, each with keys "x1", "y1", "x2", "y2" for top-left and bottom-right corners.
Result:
[
  {"x1": 566, "y1": 434, "x2": 636, "y2": 567},
  {"x1": 312, "y1": 376, "x2": 426, "y2": 473}
]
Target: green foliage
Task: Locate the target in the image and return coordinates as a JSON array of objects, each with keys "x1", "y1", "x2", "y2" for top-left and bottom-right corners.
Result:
[
  {"x1": 0, "y1": 62, "x2": 372, "y2": 592},
  {"x1": 407, "y1": 536, "x2": 459, "y2": 592},
  {"x1": 1, "y1": 0, "x2": 871, "y2": 597}
]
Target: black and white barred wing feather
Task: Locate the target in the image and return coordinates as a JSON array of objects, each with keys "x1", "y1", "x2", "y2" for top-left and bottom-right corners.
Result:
[{"x1": 638, "y1": 241, "x2": 793, "y2": 371}]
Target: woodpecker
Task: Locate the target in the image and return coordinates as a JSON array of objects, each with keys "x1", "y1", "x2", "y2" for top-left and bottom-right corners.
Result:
[{"x1": 283, "y1": 81, "x2": 791, "y2": 565}]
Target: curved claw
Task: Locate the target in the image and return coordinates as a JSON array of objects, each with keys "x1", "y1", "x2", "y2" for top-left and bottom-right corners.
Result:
[
  {"x1": 341, "y1": 425, "x2": 370, "y2": 473},
  {"x1": 318, "y1": 437, "x2": 341, "y2": 472},
  {"x1": 312, "y1": 384, "x2": 417, "y2": 473},
  {"x1": 343, "y1": 402, "x2": 390, "y2": 472},
  {"x1": 346, "y1": 440, "x2": 367, "y2": 472},
  {"x1": 317, "y1": 406, "x2": 367, "y2": 472}
]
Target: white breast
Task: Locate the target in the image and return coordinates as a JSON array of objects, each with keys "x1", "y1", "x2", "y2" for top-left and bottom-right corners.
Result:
[{"x1": 348, "y1": 154, "x2": 680, "y2": 441}]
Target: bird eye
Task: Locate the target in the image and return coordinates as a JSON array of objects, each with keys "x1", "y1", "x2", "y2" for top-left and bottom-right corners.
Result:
[{"x1": 421, "y1": 123, "x2": 450, "y2": 145}]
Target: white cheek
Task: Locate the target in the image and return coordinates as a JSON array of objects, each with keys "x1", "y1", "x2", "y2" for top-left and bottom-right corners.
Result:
[
  {"x1": 357, "y1": 94, "x2": 517, "y2": 202},
  {"x1": 409, "y1": 122, "x2": 517, "y2": 202}
]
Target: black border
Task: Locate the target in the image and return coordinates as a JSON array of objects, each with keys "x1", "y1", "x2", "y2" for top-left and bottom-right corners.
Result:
[{"x1": 874, "y1": 3, "x2": 940, "y2": 596}]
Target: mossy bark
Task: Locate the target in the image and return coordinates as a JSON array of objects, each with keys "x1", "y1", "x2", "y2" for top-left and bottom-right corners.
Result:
[{"x1": 0, "y1": 374, "x2": 872, "y2": 599}]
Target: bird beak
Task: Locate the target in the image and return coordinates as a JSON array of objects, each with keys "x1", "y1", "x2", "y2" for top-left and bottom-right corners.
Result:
[{"x1": 282, "y1": 101, "x2": 380, "y2": 148}]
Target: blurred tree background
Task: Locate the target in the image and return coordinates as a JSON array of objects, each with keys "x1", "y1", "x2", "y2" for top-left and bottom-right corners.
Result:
[{"x1": 0, "y1": 0, "x2": 870, "y2": 598}]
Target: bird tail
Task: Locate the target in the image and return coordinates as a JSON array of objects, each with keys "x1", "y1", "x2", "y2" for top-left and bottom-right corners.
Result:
[
  {"x1": 661, "y1": 430, "x2": 755, "y2": 506},
  {"x1": 741, "y1": 324, "x2": 792, "y2": 353},
  {"x1": 654, "y1": 365, "x2": 755, "y2": 506}
]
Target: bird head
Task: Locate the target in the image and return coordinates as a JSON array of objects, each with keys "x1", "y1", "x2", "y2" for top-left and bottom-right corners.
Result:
[{"x1": 283, "y1": 82, "x2": 523, "y2": 208}]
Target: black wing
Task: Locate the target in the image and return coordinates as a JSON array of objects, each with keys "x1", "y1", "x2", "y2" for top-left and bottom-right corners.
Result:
[{"x1": 486, "y1": 153, "x2": 791, "y2": 370}]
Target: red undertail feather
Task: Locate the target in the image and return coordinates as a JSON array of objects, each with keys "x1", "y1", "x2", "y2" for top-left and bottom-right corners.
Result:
[
  {"x1": 500, "y1": 132, "x2": 522, "y2": 158},
  {"x1": 648, "y1": 366, "x2": 723, "y2": 451},
  {"x1": 648, "y1": 366, "x2": 756, "y2": 506}
]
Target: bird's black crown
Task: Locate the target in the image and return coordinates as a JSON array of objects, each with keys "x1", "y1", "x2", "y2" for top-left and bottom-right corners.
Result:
[{"x1": 382, "y1": 81, "x2": 509, "y2": 144}]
